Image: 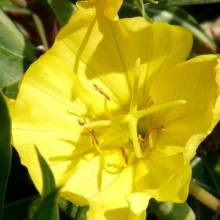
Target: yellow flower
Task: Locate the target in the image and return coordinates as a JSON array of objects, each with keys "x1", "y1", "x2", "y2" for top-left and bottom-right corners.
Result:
[
  {"x1": 92, "y1": 0, "x2": 123, "y2": 19},
  {"x1": 9, "y1": 1, "x2": 220, "y2": 220}
]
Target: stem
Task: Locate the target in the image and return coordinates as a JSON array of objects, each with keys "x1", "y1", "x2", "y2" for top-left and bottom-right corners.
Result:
[
  {"x1": 32, "y1": 14, "x2": 49, "y2": 50},
  {"x1": 27, "y1": 1, "x2": 58, "y2": 49},
  {"x1": 189, "y1": 181, "x2": 220, "y2": 213},
  {"x1": 155, "y1": 0, "x2": 220, "y2": 6}
]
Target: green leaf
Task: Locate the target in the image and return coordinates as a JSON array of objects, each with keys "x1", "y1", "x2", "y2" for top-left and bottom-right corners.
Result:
[
  {"x1": 153, "y1": 0, "x2": 220, "y2": 6},
  {"x1": 57, "y1": 197, "x2": 89, "y2": 220},
  {"x1": 0, "y1": 9, "x2": 35, "y2": 60},
  {"x1": 146, "y1": 7, "x2": 216, "y2": 52},
  {"x1": 31, "y1": 149, "x2": 59, "y2": 220},
  {"x1": 3, "y1": 196, "x2": 37, "y2": 220},
  {"x1": 203, "y1": 152, "x2": 220, "y2": 193},
  {"x1": 2, "y1": 82, "x2": 19, "y2": 99},
  {"x1": 75, "y1": 206, "x2": 88, "y2": 220},
  {"x1": 191, "y1": 157, "x2": 219, "y2": 219},
  {"x1": 192, "y1": 157, "x2": 218, "y2": 196},
  {"x1": 0, "y1": 91, "x2": 11, "y2": 220},
  {"x1": 35, "y1": 148, "x2": 56, "y2": 196},
  {"x1": 149, "y1": 199, "x2": 196, "y2": 220},
  {"x1": 0, "y1": 9, "x2": 36, "y2": 97},
  {"x1": 57, "y1": 197, "x2": 79, "y2": 218},
  {"x1": 45, "y1": 0, "x2": 77, "y2": 26},
  {"x1": 0, "y1": 0, "x2": 29, "y2": 13},
  {"x1": 32, "y1": 190, "x2": 59, "y2": 220},
  {"x1": 0, "y1": 47, "x2": 25, "y2": 89},
  {"x1": 188, "y1": 195, "x2": 216, "y2": 220},
  {"x1": 133, "y1": 0, "x2": 151, "y2": 20}
]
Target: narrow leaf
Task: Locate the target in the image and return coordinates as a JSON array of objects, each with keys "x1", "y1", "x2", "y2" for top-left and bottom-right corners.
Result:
[
  {"x1": 57, "y1": 197, "x2": 79, "y2": 218},
  {"x1": 3, "y1": 196, "x2": 37, "y2": 220},
  {"x1": 155, "y1": 0, "x2": 220, "y2": 6},
  {"x1": 35, "y1": 148, "x2": 56, "y2": 196},
  {"x1": 45, "y1": 0, "x2": 77, "y2": 26},
  {"x1": 203, "y1": 152, "x2": 220, "y2": 193},
  {"x1": 0, "y1": 9, "x2": 35, "y2": 60},
  {"x1": 33, "y1": 149, "x2": 59, "y2": 220},
  {"x1": 0, "y1": 91, "x2": 11, "y2": 220},
  {"x1": 0, "y1": 9, "x2": 36, "y2": 97},
  {"x1": 133, "y1": 0, "x2": 151, "y2": 19},
  {"x1": 32, "y1": 190, "x2": 59, "y2": 220},
  {"x1": 57, "y1": 197, "x2": 89, "y2": 220},
  {"x1": 0, "y1": 46, "x2": 26, "y2": 89}
]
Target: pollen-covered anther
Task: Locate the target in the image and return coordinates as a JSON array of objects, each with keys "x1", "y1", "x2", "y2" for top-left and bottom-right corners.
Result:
[
  {"x1": 119, "y1": 147, "x2": 128, "y2": 166},
  {"x1": 87, "y1": 127, "x2": 99, "y2": 146},
  {"x1": 147, "y1": 96, "x2": 154, "y2": 106},
  {"x1": 138, "y1": 124, "x2": 167, "y2": 151},
  {"x1": 138, "y1": 134, "x2": 145, "y2": 151},
  {"x1": 93, "y1": 84, "x2": 110, "y2": 101},
  {"x1": 77, "y1": 118, "x2": 101, "y2": 151},
  {"x1": 160, "y1": 124, "x2": 166, "y2": 131},
  {"x1": 77, "y1": 118, "x2": 87, "y2": 126}
]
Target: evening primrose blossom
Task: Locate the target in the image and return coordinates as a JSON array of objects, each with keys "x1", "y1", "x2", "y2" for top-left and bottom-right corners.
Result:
[{"x1": 9, "y1": 1, "x2": 220, "y2": 220}]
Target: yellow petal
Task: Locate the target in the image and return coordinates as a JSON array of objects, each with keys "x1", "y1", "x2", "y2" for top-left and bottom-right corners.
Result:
[
  {"x1": 148, "y1": 55, "x2": 220, "y2": 162},
  {"x1": 91, "y1": 0, "x2": 123, "y2": 19},
  {"x1": 134, "y1": 152, "x2": 191, "y2": 202},
  {"x1": 9, "y1": 1, "x2": 220, "y2": 219},
  {"x1": 51, "y1": 4, "x2": 193, "y2": 111},
  {"x1": 127, "y1": 193, "x2": 151, "y2": 220}
]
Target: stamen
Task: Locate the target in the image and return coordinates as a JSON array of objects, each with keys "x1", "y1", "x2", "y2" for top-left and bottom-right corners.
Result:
[
  {"x1": 138, "y1": 134, "x2": 145, "y2": 151},
  {"x1": 140, "y1": 124, "x2": 166, "y2": 150},
  {"x1": 87, "y1": 127, "x2": 115, "y2": 155},
  {"x1": 129, "y1": 117, "x2": 143, "y2": 158},
  {"x1": 77, "y1": 118, "x2": 86, "y2": 126},
  {"x1": 147, "y1": 96, "x2": 154, "y2": 106},
  {"x1": 119, "y1": 147, "x2": 128, "y2": 167},
  {"x1": 93, "y1": 84, "x2": 110, "y2": 101},
  {"x1": 79, "y1": 120, "x2": 125, "y2": 160},
  {"x1": 84, "y1": 114, "x2": 131, "y2": 128},
  {"x1": 130, "y1": 58, "x2": 141, "y2": 113},
  {"x1": 136, "y1": 99, "x2": 186, "y2": 119}
]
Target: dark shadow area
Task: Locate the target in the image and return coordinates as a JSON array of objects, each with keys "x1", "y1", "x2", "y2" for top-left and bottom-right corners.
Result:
[{"x1": 4, "y1": 147, "x2": 38, "y2": 204}]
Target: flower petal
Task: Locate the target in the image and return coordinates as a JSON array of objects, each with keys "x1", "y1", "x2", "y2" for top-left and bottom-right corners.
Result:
[
  {"x1": 91, "y1": 0, "x2": 123, "y2": 19},
  {"x1": 51, "y1": 2, "x2": 192, "y2": 110},
  {"x1": 149, "y1": 55, "x2": 220, "y2": 161}
]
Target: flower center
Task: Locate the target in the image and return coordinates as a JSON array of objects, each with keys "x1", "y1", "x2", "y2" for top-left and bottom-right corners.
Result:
[{"x1": 78, "y1": 59, "x2": 186, "y2": 164}]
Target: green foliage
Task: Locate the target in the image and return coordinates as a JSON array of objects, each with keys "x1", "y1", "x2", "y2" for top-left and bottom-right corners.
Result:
[
  {"x1": 0, "y1": 92, "x2": 11, "y2": 220},
  {"x1": 3, "y1": 196, "x2": 37, "y2": 220},
  {"x1": 190, "y1": 156, "x2": 220, "y2": 219},
  {"x1": 57, "y1": 197, "x2": 88, "y2": 220},
  {"x1": 154, "y1": 0, "x2": 220, "y2": 6},
  {"x1": 44, "y1": 0, "x2": 77, "y2": 26},
  {"x1": 31, "y1": 149, "x2": 59, "y2": 220},
  {"x1": 149, "y1": 199, "x2": 196, "y2": 220},
  {"x1": 0, "y1": 9, "x2": 36, "y2": 98}
]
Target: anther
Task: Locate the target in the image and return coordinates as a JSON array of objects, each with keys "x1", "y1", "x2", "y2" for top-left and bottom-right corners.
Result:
[
  {"x1": 87, "y1": 128, "x2": 99, "y2": 146},
  {"x1": 147, "y1": 96, "x2": 154, "y2": 106},
  {"x1": 138, "y1": 124, "x2": 166, "y2": 151},
  {"x1": 138, "y1": 134, "x2": 145, "y2": 151},
  {"x1": 119, "y1": 147, "x2": 128, "y2": 166},
  {"x1": 77, "y1": 118, "x2": 86, "y2": 126},
  {"x1": 77, "y1": 119, "x2": 99, "y2": 145},
  {"x1": 160, "y1": 124, "x2": 166, "y2": 131},
  {"x1": 93, "y1": 84, "x2": 110, "y2": 101}
]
